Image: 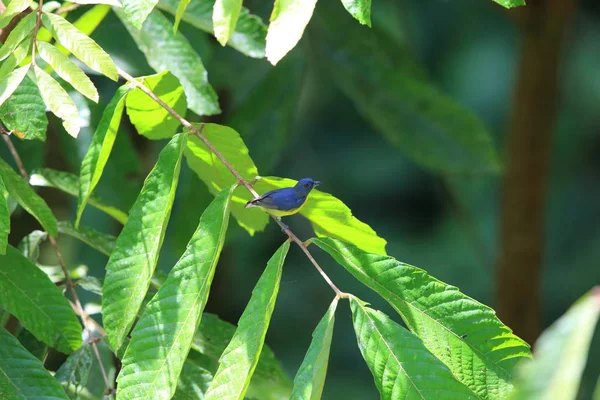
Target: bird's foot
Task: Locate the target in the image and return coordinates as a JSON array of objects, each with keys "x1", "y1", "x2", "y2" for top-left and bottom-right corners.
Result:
[{"x1": 276, "y1": 217, "x2": 289, "y2": 231}]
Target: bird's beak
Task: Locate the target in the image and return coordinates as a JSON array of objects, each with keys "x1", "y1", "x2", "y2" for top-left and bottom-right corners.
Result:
[{"x1": 314, "y1": 181, "x2": 321, "y2": 187}]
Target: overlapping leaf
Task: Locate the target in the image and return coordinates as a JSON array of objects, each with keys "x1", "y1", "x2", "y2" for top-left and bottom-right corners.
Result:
[
  {"x1": 55, "y1": 344, "x2": 94, "y2": 396},
  {"x1": 0, "y1": 325, "x2": 70, "y2": 400},
  {"x1": 18, "y1": 230, "x2": 48, "y2": 261},
  {"x1": 121, "y1": 0, "x2": 159, "y2": 29},
  {"x1": 34, "y1": 65, "x2": 80, "y2": 137},
  {"x1": 0, "y1": 65, "x2": 29, "y2": 108},
  {"x1": 314, "y1": 238, "x2": 532, "y2": 399},
  {"x1": 350, "y1": 297, "x2": 478, "y2": 400},
  {"x1": 0, "y1": 36, "x2": 31, "y2": 78},
  {"x1": 0, "y1": 73, "x2": 48, "y2": 141},
  {"x1": 0, "y1": 12, "x2": 35, "y2": 62},
  {"x1": 255, "y1": 177, "x2": 386, "y2": 255},
  {"x1": 173, "y1": 0, "x2": 191, "y2": 33},
  {"x1": 57, "y1": 221, "x2": 116, "y2": 256},
  {"x1": 0, "y1": 246, "x2": 81, "y2": 353},
  {"x1": 213, "y1": 0, "x2": 243, "y2": 46},
  {"x1": 0, "y1": 176, "x2": 9, "y2": 254},
  {"x1": 102, "y1": 133, "x2": 187, "y2": 352},
  {"x1": 493, "y1": 0, "x2": 525, "y2": 8},
  {"x1": 340, "y1": 0, "x2": 371, "y2": 26},
  {"x1": 204, "y1": 241, "x2": 290, "y2": 400},
  {"x1": 0, "y1": 0, "x2": 31, "y2": 30}
]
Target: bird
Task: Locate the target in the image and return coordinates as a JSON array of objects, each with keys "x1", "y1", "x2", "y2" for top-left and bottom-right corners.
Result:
[{"x1": 245, "y1": 178, "x2": 321, "y2": 222}]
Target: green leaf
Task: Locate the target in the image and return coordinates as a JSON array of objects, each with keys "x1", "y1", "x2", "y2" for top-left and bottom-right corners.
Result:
[
  {"x1": 157, "y1": 0, "x2": 267, "y2": 58},
  {"x1": 30, "y1": 168, "x2": 128, "y2": 225},
  {"x1": 0, "y1": 36, "x2": 31, "y2": 78},
  {"x1": 0, "y1": 0, "x2": 31, "y2": 30},
  {"x1": 340, "y1": 0, "x2": 371, "y2": 26},
  {"x1": 265, "y1": 0, "x2": 318, "y2": 65},
  {"x1": 41, "y1": 12, "x2": 118, "y2": 81},
  {"x1": 184, "y1": 123, "x2": 268, "y2": 235},
  {"x1": 37, "y1": 41, "x2": 99, "y2": 102},
  {"x1": 117, "y1": 186, "x2": 235, "y2": 400},
  {"x1": 18, "y1": 230, "x2": 48, "y2": 262},
  {"x1": 125, "y1": 71, "x2": 186, "y2": 140},
  {"x1": 121, "y1": 0, "x2": 158, "y2": 29},
  {"x1": 0, "y1": 325, "x2": 70, "y2": 400},
  {"x1": 116, "y1": 8, "x2": 220, "y2": 116},
  {"x1": 509, "y1": 287, "x2": 600, "y2": 400},
  {"x1": 0, "y1": 176, "x2": 9, "y2": 254},
  {"x1": 349, "y1": 297, "x2": 479, "y2": 400},
  {"x1": 33, "y1": 64, "x2": 80, "y2": 138},
  {"x1": 255, "y1": 177, "x2": 386, "y2": 255},
  {"x1": 205, "y1": 241, "x2": 290, "y2": 400},
  {"x1": 0, "y1": 12, "x2": 35, "y2": 62},
  {"x1": 0, "y1": 245, "x2": 81, "y2": 353},
  {"x1": 102, "y1": 133, "x2": 187, "y2": 352},
  {"x1": 492, "y1": 0, "x2": 526, "y2": 8},
  {"x1": 76, "y1": 85, "x2": 131, "y2": 227},
  {"x1": 290, "y1": 298, "x2": 338, "y2": 400},
  {"x1": 57, "y1": 221, "x2": 116, "y2": 257},
  {"x1": 17, "y1": 328, "x2": 48, "y2": 361},
  {"x1": 53, "y1": 4, "x2": 112, "y2": 60},
  {"x1": 173, "y1": 351, "x2": 215, "y2": 400},
  {"x1": 213, "y1": 0, "x2": 243, "y2": 46},
  {"x1": 0, "y1": 158, "x2": 57, "y2": 236},
  {"x1": 55, "y1": 344, "x2": 94, "y2": 396},
  {"x1": 173, "y1": 0, "x2": 191, "y2": 33},
  {"x1": 0, "y1": 63, "x2": 29, "y2": 108},
  {"x1": 0, "y1": 73, "x2": 48, "y2": 141},
  {"x1": 65, "y1": 0, "x2": 121, "y2": 6},
  {"x1": 313, "y1": 238, "x2": 532, "y2": 400}
]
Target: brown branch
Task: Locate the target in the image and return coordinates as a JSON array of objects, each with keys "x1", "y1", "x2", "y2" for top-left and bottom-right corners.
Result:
[
  {"x1": 30, "y1": 0, "x2": 43, "y2": 66},
  {"x1": 54, "y1": 2, "x2": 82, "y2": 15},
  {"x1": 117, "y1": 67, "x2": 347, "y2": 297}
]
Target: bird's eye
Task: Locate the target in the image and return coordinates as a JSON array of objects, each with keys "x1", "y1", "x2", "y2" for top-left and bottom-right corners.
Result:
[{"x1": 304, "y1": 183, "x2": 309, "y2": 188}]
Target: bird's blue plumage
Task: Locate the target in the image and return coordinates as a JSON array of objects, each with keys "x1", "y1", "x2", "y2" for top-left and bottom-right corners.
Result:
[{"x1": 245, "y1": 178, "x2": 320, "y2": 217}]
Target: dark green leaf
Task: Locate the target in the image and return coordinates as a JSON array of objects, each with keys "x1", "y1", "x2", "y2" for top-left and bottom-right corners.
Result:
[
  {"x1": 0, "y1": 12, "x2": 35, "y2": 62},
  {"x1": 16, "y1": 328, "x2": 48, "y2": 361},
  {"x1": 0, "y1": 65, "x2": 29, "y2": 108},
  {"x1": 57, "y1": 221, "x2": 116, "y2": 256},
  {"x1": 17, "y1": 229, "x2": 48, "y2": 262},
  {"x1": 0, "y1": 74, "x2": 48, "y2": 141},
  {"x1": 204, "y1": 241, "x2": 290, "y2": 400},
  {"x1": 173, "y1": 352, "x2": 214, "y2": 400},
  {"x1": 213, "y1": 0, "x2": 243, "y2": 46},
  {"x1": 55, "y1": 344, "x2": 94, "y2": 396},
  {"x1": 314, "y1": 238, "x2": 532, "y2": 399},
  {"x1": 0, "y1": 176, "x2": 9, "y2": 254},
  {"x1": 0, "y1": 246, "x2": 81, "y2": 353},
  {"x1": 121, "y1": 0, "x2": 159, "y2": 29},
  {"x1": 493, "y1": 0, "x2": 526, "y2": 8},
  {"x1": 340, "y1": 0, "x2": 371, "y2": 26},
  {"x1": 102, "y1": 133, "x2": 187, "y2": 351},
  {"x1": 0, "y1": 0, "x2": 31, "y2": 30}
]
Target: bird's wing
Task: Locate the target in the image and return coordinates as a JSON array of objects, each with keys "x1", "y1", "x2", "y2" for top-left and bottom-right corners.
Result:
[{"x1": 248, "y1": 188, "x2": 300, "y2": 211}]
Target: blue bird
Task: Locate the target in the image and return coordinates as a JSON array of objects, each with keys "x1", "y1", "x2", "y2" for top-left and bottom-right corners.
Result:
[{"x1": 245, "y1": 178, "x2": 321, "y2": 221}]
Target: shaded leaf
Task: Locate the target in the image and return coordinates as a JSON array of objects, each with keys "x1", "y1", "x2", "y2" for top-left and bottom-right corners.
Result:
[
  {"x1": 0, "y1": 158, "x2": 57, "y2": 236},
  {"x1": 17, "y1": 229, "x2": 48, "y2": 262},
  {"x1": 0, "y1": 176, "x2": 9, "y2": 254},
  {"x1": 204, "y1": 241, "x2": 290, "y2": 400},
  {"x1": 0, "y1": 12, "x2": 35, "y2": 62},
  {"x1": 16, "y1": 328, "x2": 48, "y2": 361},
  {"x1": 102, "y1": 133, "x2": 187, "y2": 352},
  {"x1": 314, "y1": 238, "x2": 532, "y2": 399},
  {"x1": 0, "y1": 0, "x2": 31, "y2": 30},
  {"x1": 76, "y1": 85, "x2": 131, "y2": 227},
  {"x1": 0, "y1": 325, "x2": 70, "y2": 400},
  {"x1": 173, "y1": 0, "x2": 191, "y2": 33},
  {"x1": 57, "y1": 221, "x2": 116, "y2": 256},
  {"x1": 0, "y1": 65, "x2": 29, "y2": 108},
  {"x1": 77, "y1": 276, "x2": 103, "y2": 296},
  {"x1": 34, "y1": 65, "x2": 80, "y2": 137},
  {"x1": 125, "y1": 71, "x2": 186, "y2": 140},
  {"x1": 350, "y1": 297, "x2": 478, "y2": 400},
  {"x1": 55, "y1": 344, "x2": 94, "y2": 396},
  {"x1": 173, "y1": 351, "x2": 215, "y2": 400},
  {"x1": 184, "y1": 123, "x2": 268, "y2": 235},
  {"x1": 121, "y1": 0, "x2": 158, "y2": 29},
  {"x1": 340, "y1": 0, "x2": 371, "y2": 26},
  {"x1": 290, "y1": 298, "x2": 338, "y2": 400},
  {"x1": 255, "y1": 177, "x2": 386, "y2": 255},
  {"x1": 0, "y1": 245, "x2": 81, "y2": 353},
  {"x1": 117, "y1": 186, "x2": 235, "y2": 400},
  {"x1": 0, "y1": 74, "x2": 48, "y2": 141},
  {"x1": 213, "y1": 0, "x2": 242, "y2": 46},
  {"x1": 116, "y1": 8, "x2": 220, "y2": 116}
]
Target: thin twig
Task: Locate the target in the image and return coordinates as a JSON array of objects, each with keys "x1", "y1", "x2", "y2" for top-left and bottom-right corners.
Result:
[
  {"x1": 1, "y1": 134, "x2": 29, "y2": 179},
  {"x1": 117, "y1": 67, "x2": 347, "y2": 297},
  {"x1": 54, "y1": 2, "x2": 81, "y2": 15},
  {"x1": 30, "y1": 0, "x2": 43, "y2": 66}
]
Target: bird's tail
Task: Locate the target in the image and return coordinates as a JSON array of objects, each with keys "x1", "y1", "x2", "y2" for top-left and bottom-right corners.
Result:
[{"x1": 245, "y1": 199, "x2": 259, "y2": 208}]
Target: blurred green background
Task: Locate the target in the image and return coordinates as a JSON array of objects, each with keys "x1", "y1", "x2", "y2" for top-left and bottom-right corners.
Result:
[{"x1": 4, "y1": 0, "x2": 600, "y2": 398}]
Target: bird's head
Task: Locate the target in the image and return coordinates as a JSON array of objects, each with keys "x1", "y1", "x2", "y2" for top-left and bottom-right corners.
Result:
[{"x1": 294, "y1": 178, "x2": 321, "y2": 195}]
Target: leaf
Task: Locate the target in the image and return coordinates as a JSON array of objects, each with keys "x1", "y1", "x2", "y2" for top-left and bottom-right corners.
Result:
[
  {"x1": 349, "y1": 297, "x2": 479, "y2": 400},
  {"x1": 290, "y1": 298, "x2": 338, "y2": 400},
  {"x1": 57, "y1": 221, "x2": 116, "y2": 257},
  {"x1": 204, "y1": 241, "x2": 290, "y2": 400},
  {"x1": 509, "y1": 287, "x2": 600, "y2": 400},
  {"x1": 65, "y1": 0, "x2": 122, "y2": 6},
  {"x1": 0, "y1": 245, "x2": 81, "y2": 353},
  {"x1": 34, "y1": 65, "x2": 80, "y2": 138},
  {"x1": 213, "y1": 0, "x2": 243, "y2": 46},
  {"x1": 0, "y1": 158, "x2": 57, "y2": 236},
  {"x1": 18, "y1": 230, "x2": 48, "y2": 261},
  {"x1": 76, "y1": 85, "x2": 131, "y2": 227},
  {"x1": 255, "y1": 177, "x2": 386, "y2": 255},
  {"x1": 125, "y1": 71, "x2": 186, "y2": 140},
  {"x1": 265, "y1": 0, "x2": 318, "y2": 65},
  {"x1": 0, "y1": 74, "x2": 48, "y2": 141},
  {"x1": 30, "y1": 168, "x2": 128, "y2": 225},
  {"x1": 117, "y1": 186, "x2": 235, "y2": 400},
  {"x1": 313, "y1": 238, "x2": 532, "y2": 400},
  {"x1": 55, "y1": 344, "x2": 94, "y2": 396},
  {"x1": 0, "y1": 36, "x2": 31, "y2": 78},
  {"x1": 116, "y1": 7, "x2": 220, "y2": 116},
  {"x1": 0, "y1": 176, "x2": 9, "y2": 254},
  {"x1": 102, "y1": 133, "x2": 187, "y2": 352},
  {"x1": 17, "y1": 328, "x2": 48, "y2": 361},
  {"x1": 493, "y1": 0, "x2": 526, "y2": 8},
  {"x1": 157, "y1": 0, "x2": 267, "y2": 58},
  {"x1": 37, "y1": 41, "x2": 99, "y2": 102},
  {"x1": 173, "y1": 352, "x2": 215, "y2": 400},
  {"x1": 173, "y1": 0, "x2": 191, "y2": 33},
  {"x1": 340, "y1": 0, "x2": 371, "y2": 26},
  {"x1": 0, "y1": 12, "x2": 35, "y2": 62},
  {"x1": 77, "y1": 276, "x2": 103, "y2": 296},
  {"x1": 0, "y1": 325, "x2": 70, "y2": 400},
  {"x1": 184, "y1": 123, "x2": 268, "y2": 235},
  {"x1": 121, "y1": 0, "x2": 158, "y2": 29},
  {"x1": 0, "y1": 0, "x2": 31, "y2": 30},
  {"x1": 0, "y1": 64, "x2": 29, "y2": 108},
  {"x1": 41, "y1": 12, "x2": 118, "y2": 81}
]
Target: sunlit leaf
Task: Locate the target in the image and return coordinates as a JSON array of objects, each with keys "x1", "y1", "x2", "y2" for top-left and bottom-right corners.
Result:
[
  {"x1": 213, "y1": 0, "x2": 242, "y2": 46},
  {"x1": 0, "y1": 245, "x2": 81, "y2": 353},
  {"x1": 0, "y1": 64, "x2": 29, "y2": 108},
  {"x1": 290, "y1": 298, "x2": 338, "y2": 400},
  {"x1": 55, "y1": 344, "x2": 94, "y2": 396},
  {"x1": 0, "y1": 73, "x2": 48, "y2": 141},
  {"x1": 0, "y1": 176, "x2": 9, "y2": 254},
  {"x1": 0, "y1": 12, "x2": 35, "y2": 62},
  {"x1": 314, "y1": 238, "x2": 532, "y2": 399},
  {"x1": 0, "y1": 325, "x2": 70, "y2": 400},
  {"x1": 121, "y1": 0, "x2": 158, "y2": 29},
  {"x1": 102, "y1": 133, "x2": 187, "y2": 352},
  {"x1": 65, "y1": 0, "x2": 121, "y2": 5},
  {"x1": 350, "y1": 297, "x2": 478, "y2": 399},
  {"x1": 173, "y1": 0, "x2": 191, "y2": 33},
  {"x1": 18, "y1": 230, "x2": 48, "y2": 262},
  {"x1": 0, "y1": 36, "x2": 31, "y2": 78},
  {"x1": 57, "y1": 221, "x2": 116, "y2": 256},
  {"x1": 184, "y1": 123, "x2": 268, "y2": 235},
  {"x1": 205, "y1": 241, "x2": 290, "y2": 400},
  {"x1": 173, "y1": 351, "x2": 215, "y2": 400},
  {"x1": 117, "y1": 186, "x2": 234, "y2": 400},
  {"x1": 340, "y1": 0, "x2": 371, "y2": 26},
  {"x1": 53, "y1": 4, "x2": 112, "y2": 59},
  {"x1": 76, "y1": 85, "x2": 131, "y2": 227},
  {"x1": 493, "y1": 0, "x2": 525, "y2": 8},
  {"x1": 0, "y1": 0, "x2": 31, "y2": 30},
  {"x1": 34, "y1": 65, "x2": 80, "y2": 137}
]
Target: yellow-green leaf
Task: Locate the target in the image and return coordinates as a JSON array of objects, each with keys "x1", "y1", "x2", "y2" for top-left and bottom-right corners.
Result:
[
  {"x1": 0, "y1": 64, "x2": 29, "y2": 108},
  {"x1": 0, "y1": 12, "x2": 35, "y2": 62},
  {"x1": 173, "y1": 0, "x2": 191, "y2": 33},
  {"x1": 0, "y1": 0, "x2": 31, "y2": 30},
  {"x1": 213, "y1": 0, "x2": 243, "y2": 46}
]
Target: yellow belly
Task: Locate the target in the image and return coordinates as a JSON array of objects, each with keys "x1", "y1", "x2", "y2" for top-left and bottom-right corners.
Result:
[{"x1": 261, "y1": 198, "x2": 308, "y2": 217}]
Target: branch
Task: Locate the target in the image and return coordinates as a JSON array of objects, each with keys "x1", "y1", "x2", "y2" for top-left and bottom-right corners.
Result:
[{"x1": 117, "y1": 68, "x2": 347, "y2": 297}]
